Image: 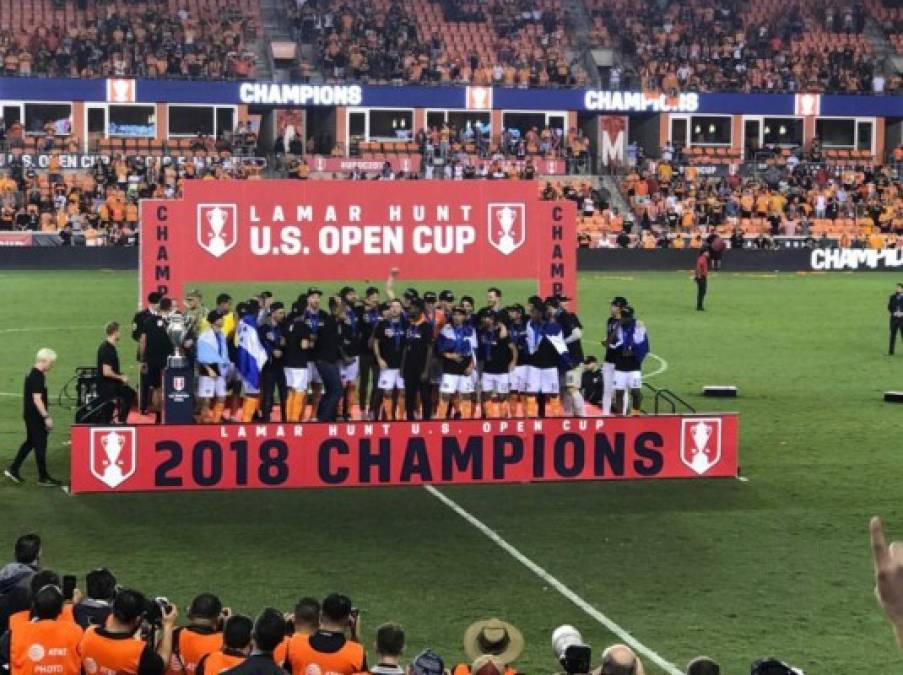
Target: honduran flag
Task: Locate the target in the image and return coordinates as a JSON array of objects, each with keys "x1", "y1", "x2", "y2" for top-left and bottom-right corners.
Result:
[{"x1": 236, "y1": 314, "x2": 268, "y2": 389}]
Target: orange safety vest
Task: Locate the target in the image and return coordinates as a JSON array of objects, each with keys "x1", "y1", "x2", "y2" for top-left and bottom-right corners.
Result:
[
  {"x1": 10, "y1": 618, "x2": 83, "y2": 675},
  {"x1": 273, "y1": 636, "x2": 290, "y2": 667},
  {"x1": 285, "y1": 633, "x2": 365, "y2": 675},
  {"x1": 168, "y1": 627, "x2": 223, "y2": 675},
  {"x1": 78, "y1": 625, "x2": 146, "y2": 675},
  {"x1": 10, "y1": 606, "x2": 76, "y2": 632},
  {"x1": 197, "y1": 650, "x2": 246, "y2": 675}
]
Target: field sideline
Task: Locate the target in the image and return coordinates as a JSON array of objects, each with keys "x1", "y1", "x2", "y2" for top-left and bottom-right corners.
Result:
[{"x1": 1, "y1": 269, "x2": 902, "y2": 674}]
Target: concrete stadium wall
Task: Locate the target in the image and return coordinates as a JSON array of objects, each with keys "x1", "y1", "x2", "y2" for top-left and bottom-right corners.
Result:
[{"x1": 0, "y1": 246, "x2": 139, "y2": 270}]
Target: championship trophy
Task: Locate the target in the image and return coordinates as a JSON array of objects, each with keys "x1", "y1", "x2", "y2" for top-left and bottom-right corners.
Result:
[
  {"x1": 166, "y1": 312, "x2": 191, "y2": 369},
  {"x1": 162, "y1": 312, "x2": 195, "y2": 423}
]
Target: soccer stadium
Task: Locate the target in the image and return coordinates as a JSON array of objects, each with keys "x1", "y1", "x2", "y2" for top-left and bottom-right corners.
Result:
[{"x1": 1, "y1": 0, "x2": 903, "y2": 674}]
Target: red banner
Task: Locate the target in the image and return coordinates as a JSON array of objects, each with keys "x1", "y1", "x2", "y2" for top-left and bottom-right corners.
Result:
[
  {"x1": 0, "y1": 232, "x2": 33, "y2": 246},
  {"x1": 70, "y1": 415, "x2": 739, "y2": 493},
  {"x1": 308, "y1": 155, "x2": 422, "y2": 174},
  {"x1": 141, "y1": 180, "x2": 576, "y2": 305}
]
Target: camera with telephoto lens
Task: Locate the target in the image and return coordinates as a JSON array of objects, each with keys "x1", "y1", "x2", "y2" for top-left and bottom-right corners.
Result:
[
  {"x1": 144, "y1": 596, "x2": 173, "y2": 628},
  {"x1": 552, "y1": 625, "x2": 591, "y2": 675}
]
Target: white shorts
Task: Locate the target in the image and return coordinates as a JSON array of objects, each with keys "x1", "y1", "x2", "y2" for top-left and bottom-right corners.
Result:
[
  {"x1": 197, "y1": 375, "x2": 227, "y2": 399},
  {"x1": 510, "y1": 365, "x2": 528, "y2": 392},
  {"x1": 284, "y1": 367, "x2": 311, "y2": 391},
  {"x1": 340, "y1": 356, "x2": 359, "y2": 385},
  {"x1": 526, "y1": 366, "x2": 560, "y2": 395},
  {"x1": 563, "y1": 365, "x2": 583, "y2": 389},
  {"x1": 614, "y1": 370, "x2": 642, "y2": 390},
  {"x1": 440, "y1": 373, "x2": 475, "y2": 395},
  {"x1": 481, "y1": 372, "x2": 510, "y2": 395},
  {"x1": 378, "y1": 368, "x2": 405, "y2": 391},
  {"x1": 308, "y1": 362, "x2": 322, "y2": 385},
  {"x1": 602, "y1": 361, "x2": 616, "y2": 389}
]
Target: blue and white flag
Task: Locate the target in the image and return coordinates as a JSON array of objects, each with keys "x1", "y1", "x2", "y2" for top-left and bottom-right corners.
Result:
[{"x1": 236, "y1": 314, "x2": 268, "y2": 389}]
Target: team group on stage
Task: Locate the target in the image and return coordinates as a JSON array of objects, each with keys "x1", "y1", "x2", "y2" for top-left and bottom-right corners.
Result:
[{"x1": 123, "y1": 270, "x2": 651, "y2": 424}]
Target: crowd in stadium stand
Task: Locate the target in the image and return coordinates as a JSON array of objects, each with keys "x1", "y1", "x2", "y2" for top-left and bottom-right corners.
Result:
[
  {"x1": 286, "y1": 0, "x2": 585, "y2": 86},
  {"x1": 0, "y1": 0, "x2": 258, "y2": 79},
  {"x1": 570, "y1": 151, "x2": 903, "y2": 249},
  {"x1": 588, "y1": 0, "x2": 901, "y2": 94}
]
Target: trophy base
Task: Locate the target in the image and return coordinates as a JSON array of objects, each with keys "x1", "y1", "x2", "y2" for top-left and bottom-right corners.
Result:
[{"x1": 167, "y1": 355, "x2": 188, "y2": 369}]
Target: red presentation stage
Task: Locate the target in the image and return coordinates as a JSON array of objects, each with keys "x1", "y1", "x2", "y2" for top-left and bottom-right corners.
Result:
[
  {"x1": 141, "y1": 180, "x2": 576, "y2": 304},
  {"x1": 70, "y1": 414, "x2": 739, "y2": 494}
]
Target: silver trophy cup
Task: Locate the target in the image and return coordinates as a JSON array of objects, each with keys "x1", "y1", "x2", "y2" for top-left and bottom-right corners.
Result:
[{"x1": 165, "y1": 313, "x2": 191, "y2": 369}]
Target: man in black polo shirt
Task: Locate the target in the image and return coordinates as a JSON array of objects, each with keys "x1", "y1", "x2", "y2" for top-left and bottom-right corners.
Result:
[
  {"x1": 550, "y1": 296, "x2": 585, "y2": 417},
  {"x1": 357, "y1": 287, "x2": 382, "y2": 421},
  {"x1": 139, "y1": 297, "x2": 174, "y2": 422},
  {"x1": 401, "y1": 299, "x2": 434, "y2": 421},
  {"x1": 132, "y1": 291, "x2": 161, "y2": 415},
  {"x1": 97, "y1": 321, "x2": 136, "y2": 424},
  {"x1": 888, "y1": 282, "x2": 903, "y2": 356},
  {"x1": 311, "y1": 297, "x2": 342, "y2": 423},
  {"x1": 5, "y1": 348, "x2": 61, "y2": 486}
]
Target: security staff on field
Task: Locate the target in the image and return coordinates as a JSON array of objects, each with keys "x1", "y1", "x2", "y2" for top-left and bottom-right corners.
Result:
[
  {"x1": 132, "y1": 291, "x2": 162, "y2": 414},
  {"x1": 97, "y1": 322, "x2": 136, "y2": 424},
  {"x1": 889, "y1": 282, "x2": 903, "y2": 356}
]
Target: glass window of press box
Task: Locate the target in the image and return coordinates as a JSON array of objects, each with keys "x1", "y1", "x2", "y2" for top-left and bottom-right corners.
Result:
[
  {"x1": 689, "y1": 116, "x2": 732, "y2": 145},
  {"x1": 24, "y1": 103, "x2": 72, "y2": 135},
  {"x1": 108, "y1": 105, "x2": 156, "y2": 138}
]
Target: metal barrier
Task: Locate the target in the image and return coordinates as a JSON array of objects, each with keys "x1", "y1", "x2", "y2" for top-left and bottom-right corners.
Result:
[{"x1": 643, "y1": 382, "x2": 696, "y2": 414}]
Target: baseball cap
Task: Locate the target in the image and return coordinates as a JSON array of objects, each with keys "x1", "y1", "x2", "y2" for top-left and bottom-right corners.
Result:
[
  {"x1": 423, "y1": 291, "x2": 437, "y2": 303},
  {"x1": 403, "y1": 287, "x2": 419, "y2": 299},
  {"x1": 439, "y1": 290, "x2": 455, "y2": 302},
  {"x1": 611, "y1": 296, "x2": 628, "y2": 307},
  {"x1": 452, "y1": 305, "x2": 467, "y2": 315},
  {"x1": 410, "y1": 650, "x2": 444, "y2": 675},
  {"x1": 544, "y1": 295, "x2": 560, "y2": 308},
  {"x1": 306, "y1": 287, "x2": 323, "y2": 297},
  {"x1": 339, "y1": 286, "x2": 355, "y2": 297},
  {"x1": 507, "y1": 303, "x2": 524, "y2": 314}
]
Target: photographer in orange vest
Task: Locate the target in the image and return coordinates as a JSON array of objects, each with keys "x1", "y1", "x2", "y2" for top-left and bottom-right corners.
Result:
[
  {"x1": 285, "y1": 593, "x2": 365, "y2": 675},
  {"x1": 7, "y1": 584, "x2": 83, "y2": 675},
  {"x1": 196, "y1": 615, "x2": 253, "y2": 675},
  {"x1": 168, "y1": 594, "x2": 229, "y2": 675}
]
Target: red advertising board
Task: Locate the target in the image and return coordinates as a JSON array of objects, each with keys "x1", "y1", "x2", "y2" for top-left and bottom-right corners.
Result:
[
  {"x1": 140, "y1": 180, "x2": 576, "y2": 305},
  {"x1": 70, "y1": 415, "x2": 739, "y2": 494},
  {"x1": 0, "y1": 232, "x2": 33, "y2": 246},
  {"x1": 305, "y1": 156, "x2": 569, "y2": 176}
]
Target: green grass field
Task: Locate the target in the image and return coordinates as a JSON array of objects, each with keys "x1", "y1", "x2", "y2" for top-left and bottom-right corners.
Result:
[{"x1": 2, "y1": 269, "x2": 902, "y2": 674}]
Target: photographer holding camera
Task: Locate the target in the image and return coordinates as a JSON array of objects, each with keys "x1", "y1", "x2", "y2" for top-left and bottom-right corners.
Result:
[
  {"x1": 73, "y1": 568, "x2": 117, "y2": 629},
  {"x1": 285, "y1": 593, "x2": 365, "y2": 675},
  {"x1": 6, "y1": 584, "x2": 83, "y2": 675},
  {"x1": 167, "y1": 593, "x2": 229, "y2": 675},
  {"x1": 79, "y1": 589, "x2": 178, "y2": 675},
  {"x1": 196, "y1": 615, "x2": 253, "y2": 675}
]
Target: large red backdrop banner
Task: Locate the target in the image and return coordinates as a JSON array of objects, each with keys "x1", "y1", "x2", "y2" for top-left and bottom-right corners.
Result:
[
  {"x1": 70, "y1": 415, "x2": 739, "y2": 494},
  {"x1": 141, "y1": 180, "x2": 576, "y2": 303}
]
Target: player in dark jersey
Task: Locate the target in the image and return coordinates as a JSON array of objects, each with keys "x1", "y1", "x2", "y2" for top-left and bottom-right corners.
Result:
[
  {"x1": 477, "y1": 310, "x2": 516, "y2": 418},
  {"x1": 401, "y1": 299, "x2": 434, "y2": 420},
  {"x1": 601, "y1": 296, "x2": 628, "y2": 415},
  {"x1": 550, "y1": 296, "x2": 586, "y2": 417},
  {"x1": 282, "y1": 307, "x2": 313, "y2": 423},
  {"x1": 524, "y1": 302, "x2": 568, "y2": 417},
  {"x1": 437, "y1": 307, "x2": 478, "y2": 419},
  {"x1": 506, "y1": 304, "x2": 529, "y2": 417},
  {"x1": 131, "y1": 291, "x2": 161, "y2": 415},
  {"x1": 357, "y1": 287, "x2": 382, "y2": 420},
  {"x1": 337, "y1": 287, "x2": 362, "y2": 420},
  {"x1": 373, "y1": 299, "x2": 407, "y2": 420},
  {"x1": 485, "y1": 287, "x2": 510, "y2": 326}
]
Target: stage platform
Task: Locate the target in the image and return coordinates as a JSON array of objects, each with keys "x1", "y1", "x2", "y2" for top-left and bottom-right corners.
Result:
[{"x1": 70, "y1": 414, "x2": 739, "y2": 494}]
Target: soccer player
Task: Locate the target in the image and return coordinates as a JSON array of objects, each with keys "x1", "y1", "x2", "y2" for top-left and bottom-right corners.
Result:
[
  {"x1": 236, "y1": 300, "x2": 269, "y2": 423},
  {"x1": 609, "y1": 306, "x2": 650, "y2": 416},
  {"x1": 196, "y1": 312, "x2": 230, "y2": 423},
  {"x1": 311, "y1": 297, "x2": 343, "y2": 423},
  {"x1": 550, "y1": 296, "x2": 585, "y2": 417},
  {"x1": 477, "y1": 310, "x2": 516, "y2": 418},
  {"x1": 97, "y1": 321, "x2": 136, "y2": 424},
  {"x1": 303, "y1": 290, "x2": 328, "y2": 421},
  {"x1": 485, "y1": 288, "x2": 509, "y2": 325},
  {"x1": 524, "y1": 302, "x2": 568, "y2": 417},
  {"x1": 401, "y1": 298, "x2": 434, "y2": 420},
  {"x1": 601, "y1": 297, "x2": 627, "y2": 416},
  {"x1": 5, "y1": 348, "x2": 60, "y2": 486},
  {"x1": 437, "y1": 306, "x2": 478, "y2": 419},
  {"x1": 282, "y1": 306, "x2": 313, "y2": 423},
  {"x1": 258, "y1": 302, "x2": 287, "y2": 422},
  {"x1": 337, "y1": 287, "x2": 362, "y2": 420},
  {"x1": 373, "y1": 299, "x2": 407, "y2": 420},
  {"x1": 358, "y1": 287, "x2": 382, "y2": 420},
  {"x1": 506, "y1": 304, "x2": 529, "y2": 418}
]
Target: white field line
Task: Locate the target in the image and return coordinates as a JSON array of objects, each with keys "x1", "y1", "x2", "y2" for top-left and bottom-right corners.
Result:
[
  {"x1": 424, "y1": 485, "x2": 684, "y2": 675},
  {"x1": 644, "y1": 353, "x2": 668, "y2": 380}
]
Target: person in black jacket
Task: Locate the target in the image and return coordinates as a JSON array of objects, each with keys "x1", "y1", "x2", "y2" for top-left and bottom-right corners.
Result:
[
  {"x1": 312, "y1": 297, "x2": 342, "y2": 422},
  {"x1": 580, "y1": 356, "x2": 604, "y2": 407},
  {"x1": 131, "y1": 291, "x2": 161, "y2": 415},
  {"x1": 889, "y1": 282, "x2": 903, "y2": 356}
]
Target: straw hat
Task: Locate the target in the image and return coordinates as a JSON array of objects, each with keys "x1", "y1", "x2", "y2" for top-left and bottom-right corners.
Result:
[{"x1": 463, "y1": 618, "x2": 524, "y2": 664}]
